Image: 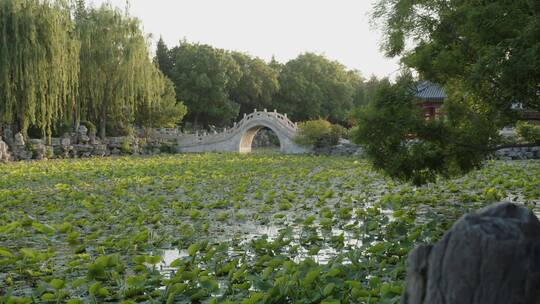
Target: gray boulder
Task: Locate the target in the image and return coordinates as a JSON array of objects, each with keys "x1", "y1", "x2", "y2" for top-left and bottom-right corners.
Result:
[
  {"x1": 0, "y1": 136, "x2": 10, "y2": 161},
  {"x1": 402, "y1": 202, "x2": 540, "y2": 304},
  {"x1": 11, "y1": 132, "x2": 32, "y2": 160}
]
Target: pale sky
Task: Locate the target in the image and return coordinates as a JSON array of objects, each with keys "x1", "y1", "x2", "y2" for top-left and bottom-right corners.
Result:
[{"x1": 89, "y1": 0, "x2": 401, "y2": 79}]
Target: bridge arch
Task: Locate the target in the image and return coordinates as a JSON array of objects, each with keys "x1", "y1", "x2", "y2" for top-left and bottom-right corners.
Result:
[
  {"x1": 175, "y1": 110, "x2": 308, "y2": 154},
  {"x1": 238, "y1": 120, "x2": 283, "y2": 153}
]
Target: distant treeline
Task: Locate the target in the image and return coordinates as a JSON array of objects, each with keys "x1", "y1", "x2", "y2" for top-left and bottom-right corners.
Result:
[
  {"x1": 154, "y1": 39, "x2": 385, "y2": 128},
  {"x1": 0, "y1": 0, "x2": 186, "y2": 139},
  {"x1": 0, "y1": 0, "x2": 386, "y2": 140}
]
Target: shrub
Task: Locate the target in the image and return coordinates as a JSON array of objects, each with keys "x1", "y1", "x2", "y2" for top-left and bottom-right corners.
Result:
[
  {"x1": 105, "y1": 123, "x2": 135, "y2": 137},
  {"x1": 159, "y1": 143, "x2": 176, "y2": 154},
  {"x1": 120, "y1": 138, "x2": 132, "y2": 154},
  {"x1": 294, "y1": 119, "x2": 346, "y2": 148},
  {"x1": 331, "y1": 124, "x2": 349, "y2": 140},
  {"x1": 516, "y1": 121, "x2": 540, "y2": 144},
  {"x1": 45, "y1": 146, "x2": 54, "y2": 159},
  {"x1": 295, "y1": 119, "x2": 332, "y2": 147}
]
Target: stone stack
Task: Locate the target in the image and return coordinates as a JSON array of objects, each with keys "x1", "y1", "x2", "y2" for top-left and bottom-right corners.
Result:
[
  {"x1": 0, "y1": 136, "x2": 10, "y2": 161},
  {"x1": 28, "y1": 139, "x2": 46, "y2": 160},
  {"x1": 313, "y1": 140, "x2": 364, "y2": 156},
  {"x1": 10, "y1": 132, "x2": 32, "y2": 161}
]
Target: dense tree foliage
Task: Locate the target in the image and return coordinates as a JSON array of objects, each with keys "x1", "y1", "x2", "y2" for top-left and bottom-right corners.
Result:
[
  {"x1": 155, "y1": 40, "x2": 381, "y2": 128},
  {"x1": 230, "y1": 52, "x2": 280, "y2": 117},
  {"x1": 166, "y1": 41, "x2": 241, "y2": 127},
  {"x1": 157, "y1": 42, "x2": 283, "y2": 128},
  {"x1": 134, "y1": 70, "x2": 187, "y2": 129},
  {"x1": 154, "y1": 37, "x2": 174, "y2": 79},
  {"x1": 277, "y1": 53, "x2": 358, "y2": 123},
  {"x1": 516, "y1": 121, "x2": 540, "y2": 144},
  {"x1": 355, "y1": 0, "x2": 540, "y2": 183},
  {"x1": 0, "y1": 0, "x2": 186, "y2": 140},
  {"x1": 372, "y1": 0, "x2": 540, "y2": 113},
  {"x1": 0, "y1": 0, "x2": 80, "y2": 139},
  {"x1": 76, "y1": 3, "x2": 185, "y2": 137},
  {"x1": 351, "y1": 75, "x2": 500, "y2": 185}
]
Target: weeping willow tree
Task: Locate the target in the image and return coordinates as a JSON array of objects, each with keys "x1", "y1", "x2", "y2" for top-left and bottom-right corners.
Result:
[
  {"x1": 134, "y1": 64, "x2": 187, "y2": 128},
  {"x1": 77, "y1": 3, "x2": 185, "y2": 138},
  {"x1": 0, "y1": 0, "x2": 80, "y2": 140},
  {"x1": 0, "y1": 0, "x2": 185, "y2": 140}
]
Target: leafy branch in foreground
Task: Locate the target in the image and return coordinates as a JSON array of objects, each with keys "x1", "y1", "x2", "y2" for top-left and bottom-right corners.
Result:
[
  {"x1": 372, "y1": 0, "x2": 540, "y2": 115},
  {"x1": 351, "y1": 75, "x2": 502, "y2": 185}
]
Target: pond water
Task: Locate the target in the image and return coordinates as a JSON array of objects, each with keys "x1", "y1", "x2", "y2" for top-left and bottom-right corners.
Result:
[
  {"x1": 2, "y1": 156, "x2": 539, "y2": 302},
  {"x1": 153, "y1": 209, "x2": 388, "y2": 279}
]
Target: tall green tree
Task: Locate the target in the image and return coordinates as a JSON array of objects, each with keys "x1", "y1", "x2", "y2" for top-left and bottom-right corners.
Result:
[
  {"x1": 135, "y1": 69, "x2": 187, "y2": 128},
  {"x1": 268, "y1": 55, "x2": 284, "y2": 74},
  {"x1": 0, "y1": 0, "x2": 185, "y2": 141},
  {"x1": 346, "y1": 70, "x2": 368, "y2": 107},
  {"x1": 372, "y1": 0, "x2": 540, "y2": 113},
  {"x1": 77, "y1": 4, "x2": 180, "y2": 137},
  {"x1": 154, "y1": 37, "x2": 174, "y2": 79},
  {"x1": 168, "y1": 42, "x2": 241, "y2": 127},
  {"x1": 0, "y1": 0, "x2": 80, "y2": 139},
  {"x1": 277, "y1": 53, "x2": 356, "y2": 123},
  {"x1": 230, "y1": 52, "x2": 280, "y2": 117}
]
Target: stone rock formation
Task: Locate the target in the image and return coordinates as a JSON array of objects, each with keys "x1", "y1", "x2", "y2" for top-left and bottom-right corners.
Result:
[
  {"x1": 60, "y1": 135, "x2": 73, "y2": 158},
  {"x1": 11, "y1": 132, "x2": 32, "y2": 160},
  {"x1": 29, "y1": 139, "x2": 46, "y2": 160},
  {"x1": 2, "y1": 128, "x2": 13, "y2": 145},
  {"x1": 14, "y1": 132, "x2": 24, "y2": 146},
  {"x1": 0, "y1": 136, "x2": 10, "y2": 161},
  {"x1": 401, "y1": 202, "x2": 540, "y2": 304},
  {"x1": 78, "y1": 125, "x2": 90, "y2": 144}
]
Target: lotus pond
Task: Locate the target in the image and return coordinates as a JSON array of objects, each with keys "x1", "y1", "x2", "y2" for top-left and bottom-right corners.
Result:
[{"x1": 1, "y1": 154, "x2": 539, "y2": 303}]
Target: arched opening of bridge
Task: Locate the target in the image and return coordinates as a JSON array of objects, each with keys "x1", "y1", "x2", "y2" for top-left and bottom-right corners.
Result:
[{"x1": 239, "y1": 126, "x2": 281, "y2": 153}]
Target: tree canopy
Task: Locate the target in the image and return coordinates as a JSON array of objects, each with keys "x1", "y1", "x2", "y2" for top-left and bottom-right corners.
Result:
[
  {"x1": 230, "y1": 52, "x2": 280, "y2": 117},
  {"x1": 0, "y1": 0, "x2": 80, "y2": 138},
  {"x1": 76, "y1": 3, "x2": 185, "y2": 137},
  {"x1": 372, "y1": 0, "x2": 540, "y2": 113},
  {"x1": 277, "y1": 53, "x2": 359, "y2": 123},
  {"x1": 167, "y1": 41, "x2": 241, "y2": 127},
  {"x1": 154, "y1": 37, "x2": 174, "y2": 79},
  {"x1": 154, "y1": 40, "x2": 381, "y2": 128},
  {"x1": 0, "y1": 0, "x2": 186, "y2": 139}
]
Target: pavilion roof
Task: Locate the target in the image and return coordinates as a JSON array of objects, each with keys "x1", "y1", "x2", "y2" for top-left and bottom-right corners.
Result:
[{"x1": 415, "y1": 81, "x2": 446, "y2": 102}]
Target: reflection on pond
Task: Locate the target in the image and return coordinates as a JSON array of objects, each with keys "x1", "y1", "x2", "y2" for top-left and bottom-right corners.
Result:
[{"x1": 156, "y1": 219, "x2": 370, "y2": 278}]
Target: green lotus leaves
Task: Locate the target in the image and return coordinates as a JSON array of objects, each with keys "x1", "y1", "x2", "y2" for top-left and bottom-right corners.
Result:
[{"x1": 0, "y1": 155, "x2": 538, "y2": 302}]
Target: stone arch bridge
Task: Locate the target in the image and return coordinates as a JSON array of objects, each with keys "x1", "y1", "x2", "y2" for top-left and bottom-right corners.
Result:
[{"x1": 168, "y1": 110, "x2": 307, "y2": 154}]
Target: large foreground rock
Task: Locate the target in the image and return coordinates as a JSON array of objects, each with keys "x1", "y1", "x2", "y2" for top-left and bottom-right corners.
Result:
[{"x1": 401, "y1": 202, "x2": 540, "y2": 304}]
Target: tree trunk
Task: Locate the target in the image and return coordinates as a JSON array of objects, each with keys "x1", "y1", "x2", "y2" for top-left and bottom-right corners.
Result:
[
  {"x1": 99, "y1": 79, "x2": 113, "y2": 140},
  {"x1": 99, "y1": 102, "x2": 107, "y2": 139},
  {"x1": 193, "y1": 114, "x2": 199, "y2": 130}
]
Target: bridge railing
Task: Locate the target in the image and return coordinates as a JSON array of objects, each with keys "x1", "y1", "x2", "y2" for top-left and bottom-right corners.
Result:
[
  {"x1": 239, "y1": 109, "x2": 298, "y2": 132},
  {"x1": 149, "y1": 109, "x2": 298, "y2": 144}
]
